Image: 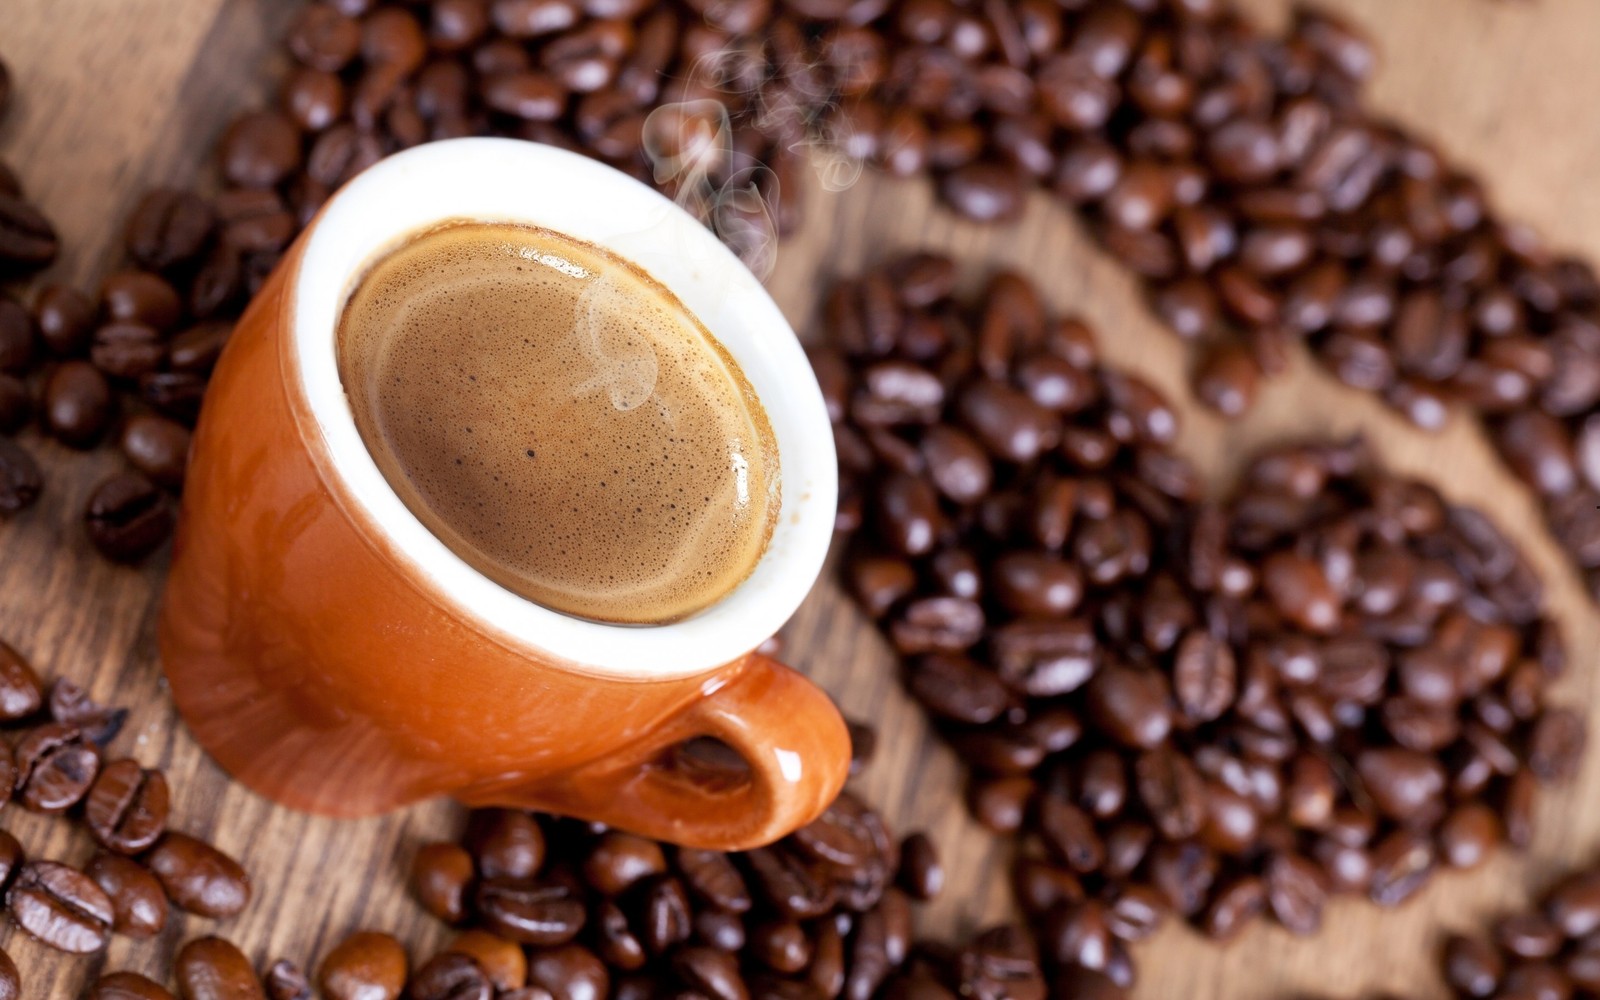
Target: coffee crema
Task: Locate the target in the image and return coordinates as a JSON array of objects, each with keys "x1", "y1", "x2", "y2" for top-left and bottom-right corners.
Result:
[{"x1": 336, "y1": 221, "x2": 778, "y2": 625}]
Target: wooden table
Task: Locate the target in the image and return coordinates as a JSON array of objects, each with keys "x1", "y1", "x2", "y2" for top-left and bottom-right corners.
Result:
[{"x1": 5, "y1": 0, "x2": 1600, "y2": 995}]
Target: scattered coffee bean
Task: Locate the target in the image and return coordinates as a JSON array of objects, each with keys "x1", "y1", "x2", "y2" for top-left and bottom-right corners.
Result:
[
  {"x1": 7, "y1": 860, "x2": 114, "y2": 954},
  {"x1": 44, "y1": 360, "x2": 113, "y2": 447},
  {"x1": 85, "y1": 852, "x2": 168, "y2": 938},
  {"x1": 144, "y1": 832, "x2": 251, "y2": 918},
  {"x1": 319, "y1": 930, "x2": 409, "y2": 1000},
  {"x1": 84, "y1": 472, "x2": 173, "y2": 562},
  {"x1": 14, "y1": 721, "x2": 100, "y2": 813},
  {"x1": 176, "y1": 936, "x2": 266, "y2": 1000},
  {"x1": 86, "y1": 758, "x2": 170, "y2": 853}
]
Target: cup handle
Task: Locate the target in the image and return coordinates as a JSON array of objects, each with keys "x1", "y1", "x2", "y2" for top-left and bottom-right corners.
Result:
[{"x1": 469, "y1": 653, "x2": 851, "y2": 850}]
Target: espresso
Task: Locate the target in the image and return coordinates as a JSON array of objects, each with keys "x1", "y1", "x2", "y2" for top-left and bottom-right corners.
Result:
[{"x1": 336, "y1": 222, "x2": 779, "y2": 625}]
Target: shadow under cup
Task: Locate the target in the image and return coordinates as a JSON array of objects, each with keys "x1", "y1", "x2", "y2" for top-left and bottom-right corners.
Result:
[{"x1": 156, "y1": 139, "x2": 847, "y2": 850}]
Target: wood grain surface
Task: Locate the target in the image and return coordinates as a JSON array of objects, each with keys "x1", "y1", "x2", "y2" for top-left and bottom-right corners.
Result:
[{"x1": 3, "y1": 0, "x2": 1600, "y2": 996}]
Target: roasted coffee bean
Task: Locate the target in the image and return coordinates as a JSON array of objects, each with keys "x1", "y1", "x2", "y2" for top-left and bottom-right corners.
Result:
[
  {"x1": 85, "y1": 472, "x2": 174, "y2": 563},
  {"x1": 127, "y1": 189, "x2": 215, "y2": 270},
  {"x1": 14, "y1": 721, "x2": 100, "y2": 813},
  {"x1": 1437, "y1": 802, "x2": 1500, "y2": 870},
  {"x1": 475, "y1": 877, "x2": 586, "y2": 945},
  {"x1": 86, "y1": 759, "x2": 170, "y2": 853},
  {"x1": 86, "y1": 852, "x2": 168, "y2": 938},
  {"x1": 44, "y1": 360, "x2": 113, "y2": 447},
  {"x1": 584, "y1": 832, "x2": 666, "y2": 896},
  {"x1": 220, "y1": 111, "x2": 303, "y2": 189},
  {"x1": 1443, "y1": 932, "x2": 1503, "y2": 997},
  {"x1": 444, "y1": 930, "x2": 526, "y2": 992},
  {"x1": 35, "y1": 284, "x2": 96, "y2": 356},
  {"x1": 409, "y1": 953, "x2": 492, "y2": 1000},
  {"x1": 92, "y1": 321, "x2": 164, "y2": 380},
  {"x1": 89, "y1": 972, "x2": 178, "y2": 1000},
  {"x1": 0, "y1": 439, "x2": 40, "y2": 514},
  {"x1": 0, "y1": 641, "x2": 42, "y2": 719},
  {"x1": 467, "y1": 808, "x2": 546, "y2": 880},
  {"x1": 177, "y1": 936, "x2": 266, "y2": 1000},
  {"x1": 264, "y1": 959, "x2": 314, "y2": 1000},
  {"x1": 526, "y1": 944, "x2": 609, "y2": 1000},
  {"x1": 938, "y1": 162, "x2": 1025, "y2": 223},
  {"x1": 896, "y1": 832, "x2": 943, "y2": 901},
  {"x1": 412, "y1": 842, "x2": 475, "y2": 923},
  {"x1": 145, "y1": 833, "x2": 251, "y2": 917},
  {"x1": 676, "y1": 849, "x2": 751, "y2": 913},
  {"x1": 120, "y1": 414, "x2": 192, "y2": 490},
  {"x1": 319, "y1": 931, "x2": 408, "y2": 1000},
  {"x1": 7, "y1": 860, "x2": 113, "y2": 953}
]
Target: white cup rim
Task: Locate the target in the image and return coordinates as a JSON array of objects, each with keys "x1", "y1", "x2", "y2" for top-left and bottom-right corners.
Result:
[{"x1": 287, "y1": 138, "x2": 837, "y2": 680}]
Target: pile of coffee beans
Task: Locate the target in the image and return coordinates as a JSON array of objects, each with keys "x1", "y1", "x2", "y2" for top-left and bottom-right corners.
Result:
[
  {"x1": 0, "y1": 639, "x2": 250, "y2": 991},
  {"x1": 77, "y1": 736, "x2": 1084, "y2": 1000},
  {"x1": 816, "y1": 253, "x2": 1585, "y2": 983}
]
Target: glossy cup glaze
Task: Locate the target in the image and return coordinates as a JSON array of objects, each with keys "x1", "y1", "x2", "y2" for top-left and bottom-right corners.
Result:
[{"x1": 157, "y1": 139, "x2": 847, "y2": 850}]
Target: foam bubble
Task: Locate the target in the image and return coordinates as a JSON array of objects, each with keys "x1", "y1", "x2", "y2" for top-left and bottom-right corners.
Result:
[{"x1": 337, "y1": 222, "x2": 779, "y2": 625}]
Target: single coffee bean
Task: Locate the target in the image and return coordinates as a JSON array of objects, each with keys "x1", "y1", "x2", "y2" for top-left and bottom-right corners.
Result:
[
  {"x1": 675, "y1": 849, "x2": 752, "y2": 913},
  {"x1": 583, "y1": 831, "x2": 667, "y2": 896},
  {"x1": 465, "y1": 808, "x2": 545, "y2": 879},
  {"x1": 89, "y1": 971, "x2": 178, "y2": 1000},
  {"x1": 44, "y1": 360, "x2": 113, "y2": 447},
  {"x1": 525, "y1": 944, "x2": 609, "y2": 1000},
  {"x1": 34, "y1": 284, "x2": 96, "y2": 356},
  {"x1": 445, "y1": 930, "x2": 526, "y2": 992},
  {"x1": 126, "y1": 189, "x2": 215, "y2": 271},
  {"x1": 411, "y1": 841, "x2": 475, "y2": 923},
  {"x1": 318, "y1": 930, "x2": 408, "y2": 1000},
  {"x1": 0, "y1": 641, "x2": 40, "y2": 719},
  {"x1": 896, "y1": 832, "x2": 943, "y2": 901},
  {"x1": 219, "y1": 111, "x2": 304, "y2": 189},
  {"x1": 91, "y1": 322, "x2": 165, "y2": 380},
  {"x1": 120, "y1": 414, "x2": 192, "y2": 490},
  {"x1": 0, "y1": 439, "x2": 40, "y2": 514},
  {"x1": 102, "y1": 270, "x2": 184, "y2": 332},
  {"x1": 1443, "y1": 933, "x2": 1503, "y2": 998},
  {"x1": 144, "y1": 832, "x2": 251, "y2": 917},
  {"x1": 14, "y1": 721, "x2": 100, "y2": 813},
  {"x1": 474, "y1": 877, "x2": 586, "y2": 945},
  {"x1": 265, "y1": 960, "x2": 313, "y2": 1000},
  {"x1": 409, "y1": 953, "x2": 492, "y2": 1000},
  {"x1": 86, "y1": 758, "x2": 170, "y2": 854},
  {"x1": 176, "y1": 936, "x2": 266, "y2": 1000},
  {"x1": 85, "y1": 852, "x2": 168, "y2": 937},
  {"x1": 0, "y1": 948, "x2": 13, "y2": 1000},
  {"x1": 7, "y1": 860, "x2": 114, "y2": 953},
  {"x1": 84, "y1": 472, "x2": 173, "y2": 563}
]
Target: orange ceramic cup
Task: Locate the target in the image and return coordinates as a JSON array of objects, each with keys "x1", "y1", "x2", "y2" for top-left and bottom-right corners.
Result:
[{"x1": 157, "y1": 139, "x2": 848, "y2": 850}]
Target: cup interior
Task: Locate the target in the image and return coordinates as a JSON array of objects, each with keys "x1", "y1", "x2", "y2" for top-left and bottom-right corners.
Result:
[{"x1": 288, "y1": 138, "x2": 837, "y2": 679}]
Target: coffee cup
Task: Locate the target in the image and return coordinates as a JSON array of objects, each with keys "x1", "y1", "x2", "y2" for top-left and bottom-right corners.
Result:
[{"x1": 157, "y1": 138, "x2": 848, "y2": 850}]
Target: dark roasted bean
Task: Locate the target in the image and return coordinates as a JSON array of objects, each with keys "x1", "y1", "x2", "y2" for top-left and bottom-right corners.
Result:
[
  {"x1": 177, "y1": 937, "x2": 266, "y2": 1000},
  {"x1": 7, "y1": 861, "x2": 113, "y2": 954},
  {"x1": 85, "y1": 853, "x2": 168, "y2": 938},
  {"x1": 144, "y1": 833, "x2": 251, "y2": 917}
]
